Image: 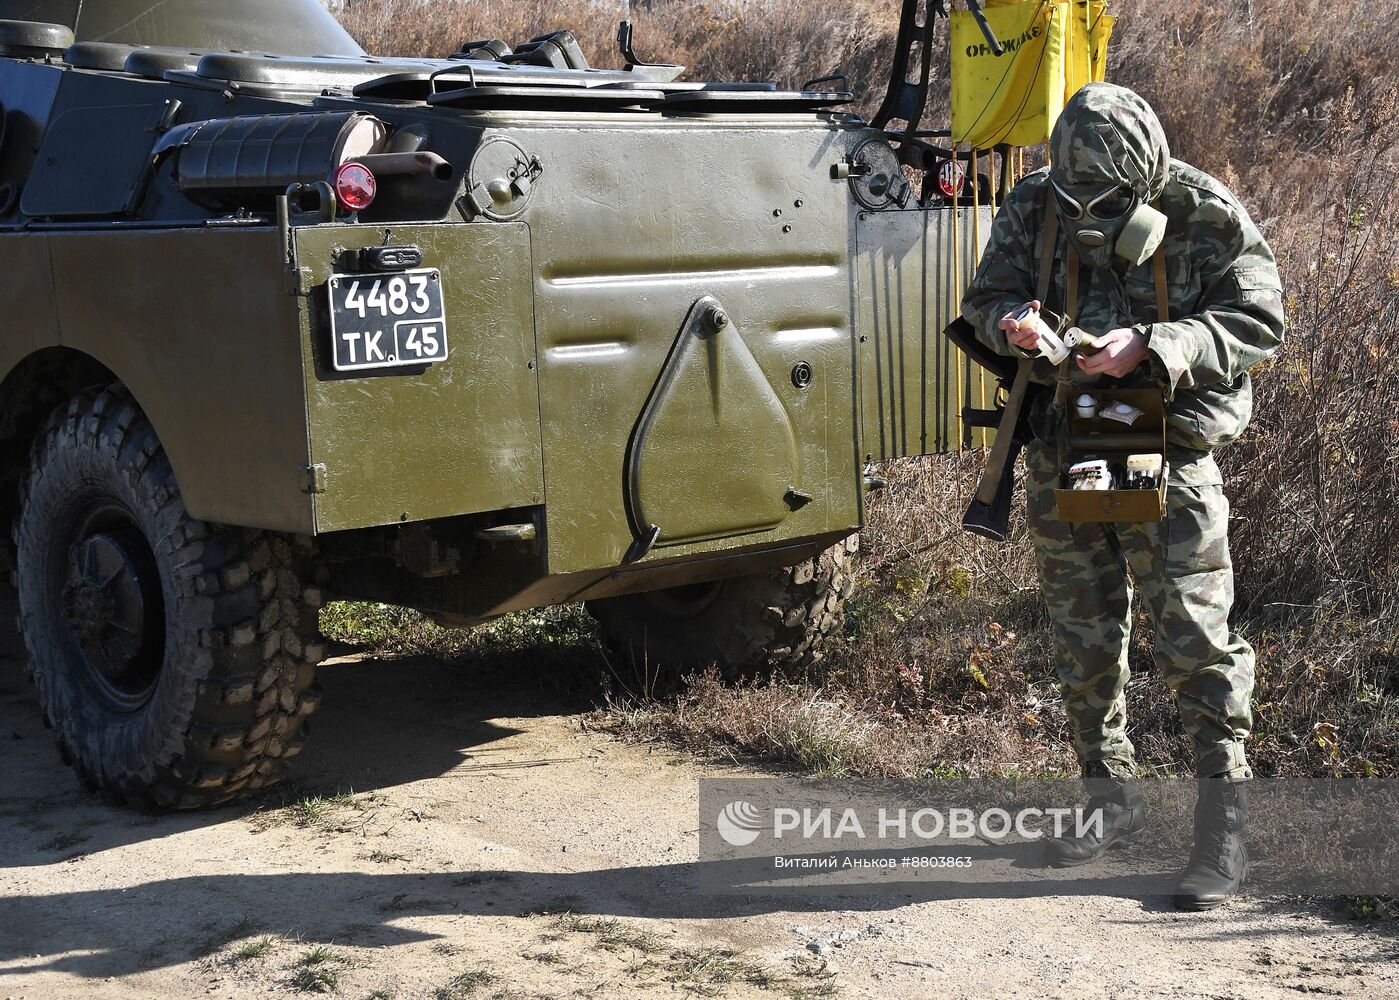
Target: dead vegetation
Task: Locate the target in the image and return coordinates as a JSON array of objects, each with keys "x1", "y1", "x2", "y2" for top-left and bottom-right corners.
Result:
[
  {"x1": 548, "y1": 911, "x2": 840, "y2": 998},
  {"x1": 289, "y1": 945, "x2": 354, "y2": 994},
  {"x1": 340, "y1": 0, "x2": 902, "y2": 107},
  {"x1": 331, "y1": 1, "x2": 1399, "y2": 779},
  {"x1": 245, "y1": 789, "x2": 388, "y2": 834}
]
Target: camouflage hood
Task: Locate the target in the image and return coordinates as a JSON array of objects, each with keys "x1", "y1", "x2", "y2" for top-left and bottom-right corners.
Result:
[{"x1": 1049, "y1": 82, "x2": 1171, "y2": 203}]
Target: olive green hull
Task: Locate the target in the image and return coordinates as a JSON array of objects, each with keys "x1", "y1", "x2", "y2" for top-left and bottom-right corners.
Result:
[{"x1": 0, "y1": 55, "x2": 990, "y2": 622}]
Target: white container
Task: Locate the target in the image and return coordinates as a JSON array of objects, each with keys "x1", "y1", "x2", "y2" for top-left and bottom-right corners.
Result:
[
  {"x1": 1075, "y1": 394, "x2": 1097, "y2": 419},
  {"x1": 1013, "y1": 305, "x2": 1071, "y2": 364},
  {"x1": 1125, "y1": 453, "x2": 1164, "y2": 489},
  {"x1": 1067, "y1": 459, "x2": 1112, "y2": 491}
]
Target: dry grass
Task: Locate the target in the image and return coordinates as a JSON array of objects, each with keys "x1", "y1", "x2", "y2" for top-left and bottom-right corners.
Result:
[
  {"x1": 546, "y1": 912, "x2": 833, "y2": 998},
  {"x1": 288, "y1": 945, "x2": 354, "y2": 993},
  {"x1": 435, "y1": 968, "x2": 499, "y2": 999},
  {"x1": 340, "y1": 0, "x2": 903, "y2": 106},
  {"x1": 232, "y1": 936, "x2": 281, "y2": 962},
  {"x1": 333, "y1": 1, "x2": 1399, "y2": 778},
  {"x1": 1107, "y1": 0, "x2": 1399, "y2": 220}
]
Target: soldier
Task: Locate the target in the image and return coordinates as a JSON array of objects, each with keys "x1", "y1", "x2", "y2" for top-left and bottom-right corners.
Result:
[{"x1": 961, "y1": 82, "x2": 1285, "y2": 909}]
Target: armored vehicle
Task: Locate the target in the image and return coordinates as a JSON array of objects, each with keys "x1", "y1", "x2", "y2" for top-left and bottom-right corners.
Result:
[{"x1": 0, "y1": 0, "x2": 1002, "y2": 807}]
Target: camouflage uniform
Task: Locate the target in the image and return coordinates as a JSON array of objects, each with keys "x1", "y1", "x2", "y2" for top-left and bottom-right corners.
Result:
[{"x1": 961, "y1": 83, "x2": 1285, "y2": 782}]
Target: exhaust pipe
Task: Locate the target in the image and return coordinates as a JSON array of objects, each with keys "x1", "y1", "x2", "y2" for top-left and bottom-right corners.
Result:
[{"x1": 352, "y1": 151, "x2": 454, "y2": 182}]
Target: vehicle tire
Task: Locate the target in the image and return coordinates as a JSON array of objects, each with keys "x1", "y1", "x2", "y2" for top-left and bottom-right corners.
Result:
[
  {"x1": 586, "y1": 536, "x2": 858, "y2": 690},
  {"x1": 14, "y1": 386, "x2": 325, "y2": 809}
]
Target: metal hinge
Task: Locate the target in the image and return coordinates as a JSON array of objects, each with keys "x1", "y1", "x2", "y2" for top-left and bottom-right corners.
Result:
[
  {"x1": 286, "y1": 265, "x2": 313, "y2": 298},
  {"x1": 300, "y1": 463, "x2": 327, "y2": 494}
]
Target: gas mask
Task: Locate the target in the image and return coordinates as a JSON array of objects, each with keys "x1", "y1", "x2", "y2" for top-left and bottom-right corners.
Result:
[{"x1": 1052, "y1": 178, "x2": 1166, "y2": 269}]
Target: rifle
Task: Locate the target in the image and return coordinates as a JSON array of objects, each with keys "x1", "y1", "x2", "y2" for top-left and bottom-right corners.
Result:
[
  {"x1": 948, "y1": 193, "x2": 1068, "y2": 541},
  {"x1": 944, "y1": 317, "x2": 1040, "y2": 541}
]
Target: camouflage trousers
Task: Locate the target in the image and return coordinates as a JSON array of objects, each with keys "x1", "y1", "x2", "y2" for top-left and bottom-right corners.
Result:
[{"x1": 1025, "y1": 441, "x2": 1254, "y2": 783}]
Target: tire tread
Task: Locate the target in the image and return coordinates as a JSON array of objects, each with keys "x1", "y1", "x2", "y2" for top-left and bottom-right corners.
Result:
[
  {"x1": 14, "y1": 385, "x2": 322, "y2": 810},
  {"x1": 587, "y1": 535, "x2": 858, "y2": 686}
]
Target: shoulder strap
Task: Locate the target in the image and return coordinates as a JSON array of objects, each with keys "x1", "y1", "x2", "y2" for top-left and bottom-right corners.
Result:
[
  {"x1": 1036, "y1": 202, "x2": 1080, "y2": 323},
  {"x1": 1036, "y1": 202, "x2": 1058, "y2": 306},
  {"x1": 1065, "y1": 245, "x2": 1080, "y2": 322},
  {"x1": 1152, "y1": 246, "x2": 1170, "y2": 323}
]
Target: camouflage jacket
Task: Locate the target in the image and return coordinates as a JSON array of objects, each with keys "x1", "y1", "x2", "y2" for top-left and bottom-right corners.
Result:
[{"x1": 961, "y1": 164, "x2": 1286, "y2": 485}]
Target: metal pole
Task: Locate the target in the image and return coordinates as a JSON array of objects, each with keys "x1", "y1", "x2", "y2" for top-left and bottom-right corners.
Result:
[
  {"x1": 971, "y1": 149, "x2": 987, "y2": 444},
  {"x1": 951, "y1": 141, "x2": 964, "y2": 453},
  {"x1": 1085, "y1": 0, "x2": 1093, "y2": 83}
]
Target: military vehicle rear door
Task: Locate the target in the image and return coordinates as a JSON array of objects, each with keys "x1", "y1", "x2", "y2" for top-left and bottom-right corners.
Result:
[{"x1": 855, "y1": 203, "x2": 996, "y2": 462}]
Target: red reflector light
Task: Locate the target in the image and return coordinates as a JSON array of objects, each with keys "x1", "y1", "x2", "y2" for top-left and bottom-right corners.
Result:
[
  {"x1": 334, "y1": 161, "x2": 377, "y2": 212},
  {"x1": 937, "y1": 159, "x2": 967, "y2": 198}
]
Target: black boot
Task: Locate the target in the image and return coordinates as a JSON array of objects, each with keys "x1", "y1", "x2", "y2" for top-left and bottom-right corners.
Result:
[
  {"x1": 1044, "y1": 776, "x2": 1147, "y2": 868},
  {"x1": 1173, "y1": 779, "x2": 1249, "y2": 911}
]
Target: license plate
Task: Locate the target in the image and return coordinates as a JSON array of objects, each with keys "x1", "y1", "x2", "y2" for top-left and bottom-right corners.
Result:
[{"x1": 328, "y1": 269, "x2": 448, "y2": 372}]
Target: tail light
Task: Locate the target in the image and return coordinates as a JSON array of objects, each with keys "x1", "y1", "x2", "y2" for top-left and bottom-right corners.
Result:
[
  {"x1": 937, "y1": 159, "x2": 967, "y2": 199},
  {"x1": 334, "y1": 161, "x2": 377, "y2": 212}
]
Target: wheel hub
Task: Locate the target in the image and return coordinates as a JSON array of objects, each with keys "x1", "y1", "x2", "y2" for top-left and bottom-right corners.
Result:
[{"x1": 62, "y1": 527, "x2": 162, "y2": 706}]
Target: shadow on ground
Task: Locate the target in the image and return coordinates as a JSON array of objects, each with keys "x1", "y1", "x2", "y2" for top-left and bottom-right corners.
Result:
[
  {"x1": 1, "y1": 643, "x2": 1394, "y2": 982},
  {"x1": 0, "y1": 628, "x2": 610, "y2": 844}
]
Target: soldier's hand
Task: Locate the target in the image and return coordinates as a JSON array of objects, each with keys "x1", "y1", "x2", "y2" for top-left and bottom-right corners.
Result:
[
  {"x1": 1075, "y1": 327, "x2": 1149, "y2": 378},
  {"x1": 998, "y1": 300, "x2": 1043, "y2": 352}
]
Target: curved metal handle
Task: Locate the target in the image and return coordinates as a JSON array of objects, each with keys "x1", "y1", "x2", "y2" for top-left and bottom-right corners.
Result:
[
  {"x1": 282, "y1": 181, "x2": 336, "y2": 224},
  {"x1": 427, "y1": 62, "x2": 475, "y2": 99}
]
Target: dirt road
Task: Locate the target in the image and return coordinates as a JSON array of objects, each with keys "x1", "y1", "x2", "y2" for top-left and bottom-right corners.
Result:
[{"x1": 2, "y1": 651, "x2": 1395, "y2": 999}]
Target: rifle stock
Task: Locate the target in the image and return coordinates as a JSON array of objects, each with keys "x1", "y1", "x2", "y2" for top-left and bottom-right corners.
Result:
[
  {"x1": 961, "y1": 434, "x2": 1024, "y2": 541},
  {"x1": 944, "y1": 317, "x2": 1039, "y2": 542}
]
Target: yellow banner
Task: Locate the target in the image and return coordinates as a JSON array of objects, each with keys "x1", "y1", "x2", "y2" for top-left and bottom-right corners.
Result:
[{"x1": 951, "y1": 1, "x2": 1114, "y2": 150}]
